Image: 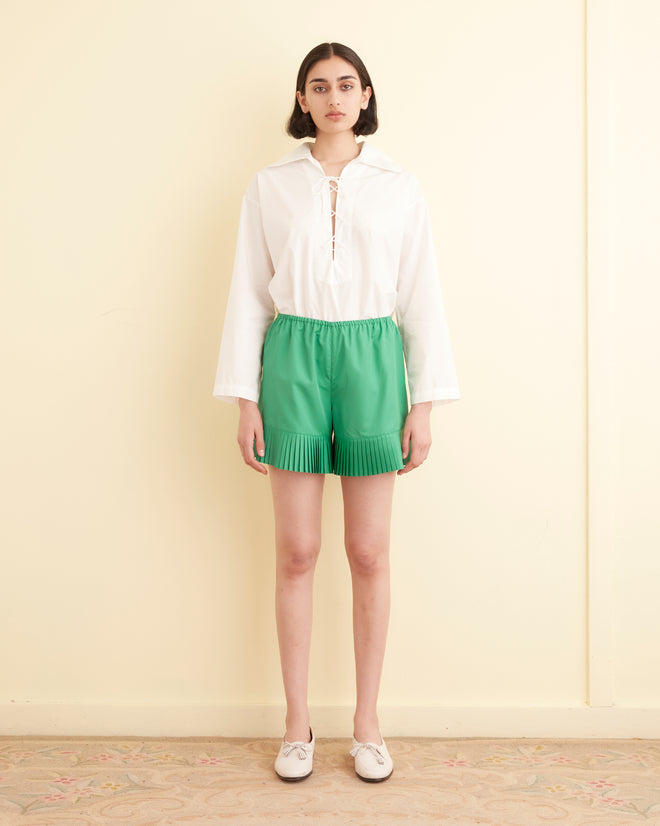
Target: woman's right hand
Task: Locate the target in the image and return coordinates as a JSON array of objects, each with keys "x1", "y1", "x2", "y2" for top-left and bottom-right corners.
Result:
[{"x1": 237, "y1": 399, "x2": 268, "y2": 474}]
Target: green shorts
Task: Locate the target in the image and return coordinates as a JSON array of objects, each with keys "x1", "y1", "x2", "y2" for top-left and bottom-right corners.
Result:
[{"x1": 257, "y1": 314, "x2": 409, "y2": 476}]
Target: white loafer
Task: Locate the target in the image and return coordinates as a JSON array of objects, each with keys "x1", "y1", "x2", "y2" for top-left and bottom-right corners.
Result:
[
  {"x1": 274, "y1": 727, "x2": 314, "y2": 781},
  {"x1": 350, "y1": 735, "x2": 394, "y2": 782}
]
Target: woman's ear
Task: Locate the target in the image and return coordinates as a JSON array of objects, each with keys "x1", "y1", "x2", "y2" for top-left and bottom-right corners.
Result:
[
  {"x1": 296, "y1": 90, "x2": 309, "y2": 113},
  {"x1": 360, "y1": 86, "x2": 372, "y2": 110}
]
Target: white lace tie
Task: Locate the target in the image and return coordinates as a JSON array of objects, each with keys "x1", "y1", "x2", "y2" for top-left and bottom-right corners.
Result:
[
  {"x1": 282, "y1": 739, "x2": 314, "y2": 760},
  {"x1": 350, "y1": 741, "x2": 386, "y2": 764},
  {"x1": 313, "y1": 175, "x2": 346, "y2": 260}
]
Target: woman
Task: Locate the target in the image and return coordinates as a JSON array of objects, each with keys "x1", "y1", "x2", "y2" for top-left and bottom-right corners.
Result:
[{"x1": 213, "y1": 42, "x2": 460, "y2": 782}]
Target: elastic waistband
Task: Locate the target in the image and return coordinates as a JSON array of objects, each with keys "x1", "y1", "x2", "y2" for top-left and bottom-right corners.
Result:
[{"x1": 274, "y1": 313, "x2": 394, "y2": 328}]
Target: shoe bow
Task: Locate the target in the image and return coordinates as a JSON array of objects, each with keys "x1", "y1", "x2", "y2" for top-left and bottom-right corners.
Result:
[
  {"x1": 282, "y1": 740, "x2": 313, "y2": 760},
  {"x1": 350, "y1": 742, "x2": 386, "y2": 764}
]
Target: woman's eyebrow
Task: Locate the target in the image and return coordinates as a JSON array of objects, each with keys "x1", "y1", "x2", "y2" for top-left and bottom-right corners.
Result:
[{"x1": 307, "y1": 74, "x2": 358, "y2": 84}]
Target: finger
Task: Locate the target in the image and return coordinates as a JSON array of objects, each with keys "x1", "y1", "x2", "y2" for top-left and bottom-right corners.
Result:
[
  {"x1": 401, "y1": 427, "x2": 411, "y2": 460},
  {"x1": 398, "y1": 459, "x2": 420, "y2": 475},
  {"x1": 409, "y1": 443, "x2": 429, "y2": 469},
  {"x1": 246, "y1": 453, "x2": 268, "y2": 474},
  {"x1": 397, "y1": 460, "x2": 416, "y2": 475},
  {"x1": 414, "y1": 443, "x2": 431, "y2": 465},
  {"x1": 254, "y1": 427, "x2": 265, "y2": 459},
  {"x1": 250, "y1": 434, "x2": 268, "y2": 474},
  {"x1": 397, "y1": 441, "x2": 429, "y2": 475},
  {"x1": 239, "y1": 440, "x2": 268, "y2": 475}
]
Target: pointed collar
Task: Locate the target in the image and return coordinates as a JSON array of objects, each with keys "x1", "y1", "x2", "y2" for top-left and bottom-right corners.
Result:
[{"x1": 267, "y1": 141, "x2": 403, "y2": 173}]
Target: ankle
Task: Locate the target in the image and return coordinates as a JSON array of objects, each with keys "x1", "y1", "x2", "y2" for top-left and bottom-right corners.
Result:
[
  {"x1": 285, "y1": 715, "x2": 311, "y2": 743},
  {"x1": 353, "y1": 713, "x2": 381, "y2": 744}
]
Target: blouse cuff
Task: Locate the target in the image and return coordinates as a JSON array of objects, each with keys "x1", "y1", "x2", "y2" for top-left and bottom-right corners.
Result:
[
  {"x1": 410, "y1": 388, "x2": 461, "y2": 407},
  {"x1": 213, "y1": 384, "x2": 260, "y2": 405}
]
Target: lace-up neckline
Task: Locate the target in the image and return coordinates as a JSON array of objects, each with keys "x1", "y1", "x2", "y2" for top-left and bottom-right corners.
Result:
[
  {"x1": 309, "y1": 145, "x2": 363, "y2": 264},
  {"x1": 312, "y1": 174, "x2": 346, "y2": 262},
  {"x1": 326, "y1": 175, "x2": 342, "y2": 260}
]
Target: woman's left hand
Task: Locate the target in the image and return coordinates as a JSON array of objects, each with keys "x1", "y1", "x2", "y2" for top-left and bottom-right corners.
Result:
[{"x1": 398, "y1": 402, "x2": 432, "y2": 475}]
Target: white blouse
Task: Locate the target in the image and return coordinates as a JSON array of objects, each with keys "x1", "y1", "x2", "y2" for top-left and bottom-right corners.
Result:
[{"x1": 213, "y1": 140, "x2": 460, "y2": 407}]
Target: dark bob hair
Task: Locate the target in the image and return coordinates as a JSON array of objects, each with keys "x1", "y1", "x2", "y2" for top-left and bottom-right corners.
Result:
[{"x1": 286, "y1": 42, "x2": 378, "y2": 139}]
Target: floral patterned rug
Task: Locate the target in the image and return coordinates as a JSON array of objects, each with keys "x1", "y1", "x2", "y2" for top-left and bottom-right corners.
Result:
[{"x1": 1, "y1": 736, "x2": 659, "y2": 824}]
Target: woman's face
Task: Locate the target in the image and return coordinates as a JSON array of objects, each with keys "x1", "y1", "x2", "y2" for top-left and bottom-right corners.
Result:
[{"x1": 296, "y1": 55, "x2": 371, "y2": 136}]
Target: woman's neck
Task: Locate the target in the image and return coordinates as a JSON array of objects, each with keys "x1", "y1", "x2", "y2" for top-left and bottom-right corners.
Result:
[{"x1": 311, "y1": 133, "x2": 362, "y2": 166}]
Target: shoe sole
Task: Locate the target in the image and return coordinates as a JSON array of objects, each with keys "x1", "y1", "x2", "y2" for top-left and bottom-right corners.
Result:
[
  {"x1": 355, "y1": 768, "x2": 393, "y2": 783},
  {"x1": 275, "y1": 769, "x2": 313, "y2": 782}
]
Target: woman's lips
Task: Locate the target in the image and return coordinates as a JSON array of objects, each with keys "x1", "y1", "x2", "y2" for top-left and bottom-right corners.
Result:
[{"x1": 326, "y1": 112, "x2": 344, "y2": 119}]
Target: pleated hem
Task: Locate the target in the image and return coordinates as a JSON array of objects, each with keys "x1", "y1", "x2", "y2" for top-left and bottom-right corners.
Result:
[
  {"x1": 258, "y1": 427, "x2": 333, "y2": 474},
  {"x1": 333, "y1": 431, "x2": 404, "y2": 477}
]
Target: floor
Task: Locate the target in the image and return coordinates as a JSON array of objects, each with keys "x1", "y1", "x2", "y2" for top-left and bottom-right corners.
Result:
[{"x1": 1, "y1": 736, "x2": 659, "y2": 824}]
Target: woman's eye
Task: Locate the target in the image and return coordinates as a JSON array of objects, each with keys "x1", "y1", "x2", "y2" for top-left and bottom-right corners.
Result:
[
  {"x1": 342, "y1": 84, "x2": 353, "y2": 90},
  {"x1": 313, "y1": 86, "x2": 326, "y2": 93}
]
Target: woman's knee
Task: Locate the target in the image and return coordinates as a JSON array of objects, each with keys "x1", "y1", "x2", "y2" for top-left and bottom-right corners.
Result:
[
  {"x1": 345, "y1": 536, "x2": 389, "y2": 577},
  {"x1": 277, "y1": 535, "x2": 321, "y2": 578}
]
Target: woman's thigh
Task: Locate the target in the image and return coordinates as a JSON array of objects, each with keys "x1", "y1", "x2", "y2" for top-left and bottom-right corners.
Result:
[
  {"x1": 269, "y1": 467, "x2": 325, "y2": 555},
  {"x1": 341, "y1": 472, "x2": 396, "y2": 561}
]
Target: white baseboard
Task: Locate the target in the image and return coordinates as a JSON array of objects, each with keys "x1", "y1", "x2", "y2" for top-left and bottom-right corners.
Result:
[{"x1": 2, "y1": 703, "x2": 660, "y2": 739}]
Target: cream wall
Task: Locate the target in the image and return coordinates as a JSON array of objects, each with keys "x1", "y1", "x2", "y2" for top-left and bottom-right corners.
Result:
[
  {"x1": 587, "y1": 0, "x2": 660, "y2": 710},
  {"x1": 1, "y1": 0, "x2": 658, "y2": 737}
]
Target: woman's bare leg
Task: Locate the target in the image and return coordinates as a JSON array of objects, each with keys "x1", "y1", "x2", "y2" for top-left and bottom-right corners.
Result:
[
  {"x1": 269, "y1": 467, "x2": 325, "y2": 743},
  {"x1": 341, "y1": 472, "x2": 396, "y2": 744}
]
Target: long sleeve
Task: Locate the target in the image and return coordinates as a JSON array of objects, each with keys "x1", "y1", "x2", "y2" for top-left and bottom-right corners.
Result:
[
  {"x1": 213, "y1": 177, "x2": 276, "y2": 403},
  {"x1": 395, "y1": 186, "x2": 461, "y2": 406}
]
